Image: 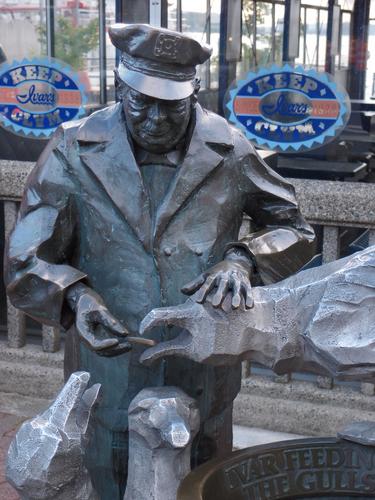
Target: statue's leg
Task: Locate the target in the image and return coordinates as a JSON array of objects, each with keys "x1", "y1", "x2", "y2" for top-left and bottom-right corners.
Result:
[
  {"x1": 65, "y1": 333, "x2": 129, "y2": 500},
  {"x1": 84, "y1": 423, "x2": 128, "y2": 500},
  {"x1": 191, "y1": 403, "x2": 233, "y2": 467},
  {"x1": 64, "y1": 326, "x2": 81, "y2": 380}
]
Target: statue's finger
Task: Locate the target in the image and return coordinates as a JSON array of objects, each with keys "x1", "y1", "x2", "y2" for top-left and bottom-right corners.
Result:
[
  {"x1": 243, "y1": 282, "x2": 254, "y2": 309},
  {"x1": 211, "y1": 277, "x2": 230, "y2": 308},
  {"x1": 231, "y1": 279, "x2": 242, "y2": 309},
  {"x1": 96, "y1": 309, "x2": 128, "y2": 336},
  {"x1": 95, "y1": 341, "x2": 132, "y2": 357},
  {"x1": 181, "y1": 274, "x2": 205, "y2": 295},
  {"x1": 194, "y1": 275, "x2": 216, "y2": 303},
  {"x1": 139, "y1": 333, "x2": 191, "y2": 365},
  {"x1": 77, "y1": 317, "x2": 119, "y2": 351}
]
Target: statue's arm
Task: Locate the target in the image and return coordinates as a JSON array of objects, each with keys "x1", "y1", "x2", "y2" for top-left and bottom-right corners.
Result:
[
  {"x1": 4, "y1": 129, "x2": 86, "y2": 328},
  {"x1": 5, "y1": 128, "x2": 130, "y2": 354},
  {"x1": 227, "y1": 138, "x2": 316, "y2": 285}
]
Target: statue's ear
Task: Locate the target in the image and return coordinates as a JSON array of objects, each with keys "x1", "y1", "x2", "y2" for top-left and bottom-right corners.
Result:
[
  {"x1": 114, "y1": 69, "x2": 127, "y2": 100},
  {"x1": 114, "y1": 68, "x2": 121, "y2": 89},
  {"x1": 191, "y1": 78, "x2": 201, "y2": 107}
]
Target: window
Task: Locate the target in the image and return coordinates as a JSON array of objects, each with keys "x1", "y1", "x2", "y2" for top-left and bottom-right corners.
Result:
[
  {"x1": 168, "y1": 0, "x2": 222, "y2": 89},
  {"x1": 296, "y1": 3, "x2": 328, "y2": 69},
  {"x1": 368, "y1": 0, "x2": 375, "y2": 98},
  {"x1": 238, "y1": 0, "x2": 285, "y2": 77},
  {"x1": 0, "y1": 0, "x2": 115, "y2": 106}
]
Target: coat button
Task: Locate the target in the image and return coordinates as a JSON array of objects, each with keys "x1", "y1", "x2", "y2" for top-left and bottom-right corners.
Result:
[
  {"x1": 195, "y1": 248, "x2": 203, "y2": 256},
  {"x1": 164, "y1": 247, "x2": 172, "y2": 256}
]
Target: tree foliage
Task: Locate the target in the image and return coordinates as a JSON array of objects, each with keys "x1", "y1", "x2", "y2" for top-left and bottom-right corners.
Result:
[{"x1": 38, "y1": 16, "x2": 98, "y2": 70}]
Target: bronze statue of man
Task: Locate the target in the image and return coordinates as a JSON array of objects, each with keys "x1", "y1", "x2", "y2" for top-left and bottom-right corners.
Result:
[{"x1": 5, "y1": 24, "x2": 315, "y2": 499}]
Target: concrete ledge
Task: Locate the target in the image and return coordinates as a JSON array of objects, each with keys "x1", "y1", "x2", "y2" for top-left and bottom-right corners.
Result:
[
  {"x1": 234, "y1": 376, "x2": 375, "y2": 436},
  {"x1": 0, "y1": 342, "x2": 64, "y2": 368},
  {"x1": 0, "y1": 342, "x2": 64, "y2": 399},
  {"x1": 2, "y1": 160, "x2": 375, "y2": 229},
  {"x1": 0, "y1": 160, "x2": 33, "y2": 200},
  {"x1": 291, "y1": 178, "x2": 375, "y2": 227},
  {"x1": 0, "y1": 391, "x2": 51, "y2": 418}
]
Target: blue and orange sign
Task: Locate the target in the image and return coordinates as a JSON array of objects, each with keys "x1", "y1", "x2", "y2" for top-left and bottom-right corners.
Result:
[
  {"x1": 226, "y1": 64, "x2": 350, "y2": 152},
  {"x1": 0, "y1": 58, "x2": 87, "y2": 138}
]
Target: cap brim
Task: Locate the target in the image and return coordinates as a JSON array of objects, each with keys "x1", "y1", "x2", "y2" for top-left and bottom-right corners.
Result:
[{"x1": 118, "y1": 66, "x2": 195, "y2": 101}]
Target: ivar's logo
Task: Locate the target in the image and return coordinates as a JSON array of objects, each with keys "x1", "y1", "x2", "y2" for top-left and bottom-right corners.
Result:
[
  {"x1": 0, "y1": 58, "x2": 86, "y2": 138},
  {"x1": 226, "y1": 64, "x2": 350, "y2": 153}
]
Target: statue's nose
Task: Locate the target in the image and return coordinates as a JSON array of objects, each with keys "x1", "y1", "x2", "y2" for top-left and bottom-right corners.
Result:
[
  {"x1": 149, "y1": 102, "x2": 167, "y2": 123},
  {"x1": 162, "y1": 420, "x2": 190, "y2": 448}
]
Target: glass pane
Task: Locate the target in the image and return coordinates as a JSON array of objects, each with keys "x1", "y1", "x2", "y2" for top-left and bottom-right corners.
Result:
[
  {"x1": 53, "y1": 0, "x2": 100, "y2": 104},
  {"x1": 255, "y1": 1, "x2": 273, "y2": 66},
  {"x1": 337, "y1": 0, "x2": 355, "y2": 11},
  {"x1": 168, "y1": 0, "x2": 178, "y2": 31},
  {"x1": 237, "y1": 0, "x2": 256, "y2": 77},
  {"x1": 340, "y1": 12, "x2": 351, "y2": 68},
  {"x1": 305, "y1": 8, "x2": 318, "y2": 66},
  {"x1": 274, "y1": 3, "x2": 285, "y2": 64},
  {"x1": 295, "y1": 6, "x2": 305, "y2": 65},
  {"x1": 301, "y1": 0, "x2": 328, "y2": 6},
  {"x1": 106, "y1": 0, "x2": 116, "y2": 102},
  {"x1": 366, "y1": 5, "x2": 375, "y2": 98},
  {"x1": 181, "y1": 0, "x2": 209, "y2": 88},
  {"x1": 209, "y1": 0, "x2": 221, "y2": 89},
  {"x1": 0, "y1": 0, "x2": 46, "y2": 61},
  {"x1": 317, "y1": 9, "x2": 327, "y2": 69}
]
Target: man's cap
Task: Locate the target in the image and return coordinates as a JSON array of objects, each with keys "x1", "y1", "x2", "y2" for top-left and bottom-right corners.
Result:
[{"x1": 109, "y1": 24, "x2": 212, "y2": 100}]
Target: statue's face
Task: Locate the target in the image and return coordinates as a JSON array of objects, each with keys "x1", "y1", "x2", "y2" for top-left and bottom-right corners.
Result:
[{"x1": 123, "y1": 87, "x2": 192, "y2": 153}]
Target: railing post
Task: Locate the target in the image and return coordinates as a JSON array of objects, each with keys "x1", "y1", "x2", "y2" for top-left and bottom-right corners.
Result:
[
  {"x1": 4, "y1": 201, "x2": 26, "y2": 348},
  {"x1": 322, "y1": 225, "x2": 340, "y2": 263},
  {"x1": 42, "y1": 325, "x2": 61, "y2": 353},
  {"x1": 368, "y1": 229, "x2": 375, "y2": 246}
]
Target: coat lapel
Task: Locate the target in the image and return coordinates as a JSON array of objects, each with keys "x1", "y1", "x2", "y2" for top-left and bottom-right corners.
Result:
[
  {"x1": 77, "y1": 103, "x2": 152, "y2": 251},
  {"x1": 154, "y1": 105, "x2": 234, "y2": 242}
]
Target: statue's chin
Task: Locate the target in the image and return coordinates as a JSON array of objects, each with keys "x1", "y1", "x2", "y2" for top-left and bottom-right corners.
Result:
[{"x1": 133, "y1": 135, "x2": 180, "y2": 154}]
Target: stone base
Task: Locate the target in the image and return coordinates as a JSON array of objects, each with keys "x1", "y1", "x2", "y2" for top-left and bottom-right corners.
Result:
[{"x1": 234, "y1": 375, "x2": 375, "y2": 436}]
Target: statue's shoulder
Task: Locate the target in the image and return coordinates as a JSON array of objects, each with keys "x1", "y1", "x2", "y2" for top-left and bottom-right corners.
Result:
[
  {"x1": 198, "y1": 106, "x2": 254, "y2": 160},
  {"x1": 228, "y1": 124, "x2": 255, "y2": 159},
  {"x1": 53, "y1": 103, "x2": 122, "y2": 151}
]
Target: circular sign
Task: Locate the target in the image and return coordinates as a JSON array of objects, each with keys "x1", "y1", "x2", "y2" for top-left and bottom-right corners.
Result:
[
  {"x1": 178, "y1": 438, "x2": 375, "y2": 500},
  {"x1": 225, "y1": 64, "x2": 351, "y2": 153},
  {"x1": 0, "y1": 58, "x2": 87, "y2": 138}
]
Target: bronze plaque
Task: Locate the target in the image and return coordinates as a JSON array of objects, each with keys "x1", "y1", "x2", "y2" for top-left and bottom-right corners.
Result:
[{"x1": 178, "y1": 438, "x2": 375, "y2": 499}]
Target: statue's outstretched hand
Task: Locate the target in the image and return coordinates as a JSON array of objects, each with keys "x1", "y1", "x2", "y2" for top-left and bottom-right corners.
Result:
[
  {"x1": 181, "y1": 256, "x2": 253, "y2": 309},
  {"x1": 67, "y1": 284, "x2": 131, "y2": 356}
]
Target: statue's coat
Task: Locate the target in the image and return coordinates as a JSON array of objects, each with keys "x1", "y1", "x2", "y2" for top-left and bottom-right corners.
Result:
[{"x1": 5, "y1": 102, "x2": 315, "y2": 495}]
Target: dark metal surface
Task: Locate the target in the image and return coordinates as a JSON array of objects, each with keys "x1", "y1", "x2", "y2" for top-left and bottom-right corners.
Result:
[
  {"x1": 276, "y1": 157, "x2": 368, "y2": 181},
  {"x1": 178, "y1": 438, "x2": 375, "y2": 500},
  {"x1": 4, "y1": 24, "x2": 315, "y2": 499}
]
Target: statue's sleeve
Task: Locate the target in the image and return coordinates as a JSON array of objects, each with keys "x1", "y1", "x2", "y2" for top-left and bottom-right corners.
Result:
[
  {"x1": 227, "y1": 134, "x2": 316, "y2": 285},
  {"x1": 4, "y1": 128, "x2": 87, "y2": 328}
]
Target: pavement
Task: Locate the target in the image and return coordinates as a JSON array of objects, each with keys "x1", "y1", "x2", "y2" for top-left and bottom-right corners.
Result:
[
  {"x1": 0, "y1": 396, "x2": 306, "y2": 499},
  {"x1": 0, "y1": 412, "x2": 24, "y2": 500}
]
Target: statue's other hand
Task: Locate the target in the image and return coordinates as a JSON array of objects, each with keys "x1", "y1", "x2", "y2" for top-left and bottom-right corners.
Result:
[
  {"x1": 75, "y1": 291, "x2": 131, "y2": 357},
  {"x1": 181, "y1": 259, "x2": 253, "y2": 310}
]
